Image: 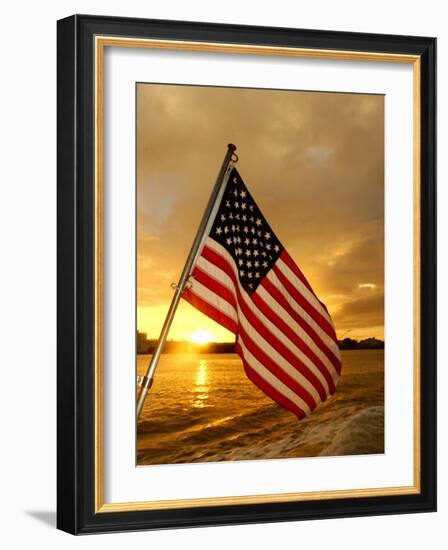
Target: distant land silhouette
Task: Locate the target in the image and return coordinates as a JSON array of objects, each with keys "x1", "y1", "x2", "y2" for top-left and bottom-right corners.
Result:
[{"x1": 137, "y1": 331, "x2": 384, "y2": 354}]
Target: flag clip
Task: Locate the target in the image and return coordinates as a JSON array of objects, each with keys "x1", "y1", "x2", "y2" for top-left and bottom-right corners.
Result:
[{"x1": 170, "y1": 279, "x2": 193, "y2": 291}]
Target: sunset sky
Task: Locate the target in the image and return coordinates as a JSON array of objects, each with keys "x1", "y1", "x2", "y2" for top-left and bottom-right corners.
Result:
[{"x1": 137, "y1": 83, "x2": 384, "y2": 343}]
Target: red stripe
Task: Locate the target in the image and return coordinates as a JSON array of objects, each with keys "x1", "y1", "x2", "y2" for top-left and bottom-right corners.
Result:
[
  {"x1": 262, "y1": 277, "x2": 341, "y2": 374},
  {"x1": 280, "y1": 250, "x2": 315, "y2": 294},
  {"x1": 191, "y1": 266, "x2": 238, "y2": 309},
  {"x1": 198, "y1": 248, "x2": 326, "y2": 402},
  {"x1": 236, "y1": 326, "x2": 318, "y2": 410},
  {"x1": 235, "y1": 341, "x2": 306, "y2": 419},
  {"x1": 201, "y1": 245, "x2": 237, "y2": 281},
  {"x1": 202, "y1": 247, "x2": 341, "y2": 384},
  {"x1": 236, "y1": 294, "x2": 325, "y2": 403},
  {"x1": 203, "y1": 244, "x2": 339, "y2": 372},
  {"x1": 186, "y1": 279, "x2": 316, "y2": 410},
  {"x1": 251, "y1": 291, "x2": 336, "y2": 394},
  {"x1": 272, "y1": 264, "x2": 337, "y2": 341},
  {"x1": 182, "y1": 288, "x2": 237, "y2": 335},
  {"x1": 202, "y1": 244, "x2": 341, "y2": 376},
  {"x1": 281, "y1": 250, "x2": 332, "y2": 315},
  {"x1": 185, "y1": 242, "x2": 343, "y2": 417}
]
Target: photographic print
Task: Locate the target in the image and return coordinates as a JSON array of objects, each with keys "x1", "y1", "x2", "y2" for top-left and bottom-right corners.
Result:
[
  {"x1": 136, "y1": 83, "x2": 384, "y2": 466},
  {"x1": 57, "y1": 15, "x2": 435, "y2": 533}
]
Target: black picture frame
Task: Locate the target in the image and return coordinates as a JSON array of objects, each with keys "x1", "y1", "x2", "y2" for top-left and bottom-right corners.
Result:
[{"x1": 57, "y1": 14, "x2": 436, "y2": 535}]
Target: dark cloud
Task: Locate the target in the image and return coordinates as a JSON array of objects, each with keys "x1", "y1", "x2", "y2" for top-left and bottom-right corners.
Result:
[{"x1": 332, "y1": 292, "x2": 385, "y2": 337}]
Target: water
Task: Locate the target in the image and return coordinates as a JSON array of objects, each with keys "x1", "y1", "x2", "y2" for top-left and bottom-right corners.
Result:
[{"x1": 137, "y1": 349, "x2": 384, "y2": 465}]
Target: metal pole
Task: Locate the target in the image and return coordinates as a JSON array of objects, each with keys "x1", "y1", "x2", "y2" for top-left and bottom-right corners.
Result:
[{"x1": 136, "y1": 144, "x2": 237, "y2": 420}]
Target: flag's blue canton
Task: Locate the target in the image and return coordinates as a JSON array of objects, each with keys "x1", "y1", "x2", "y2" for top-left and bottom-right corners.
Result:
[{"x1": 210, "y1": 168, "x2": 283, "y2": 293}]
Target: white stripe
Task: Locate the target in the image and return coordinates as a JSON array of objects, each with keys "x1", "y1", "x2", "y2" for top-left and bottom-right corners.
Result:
[
  {"x1": 204, "y1": 238, "x2": 338, "y2": 360},
  {"x1": 276, "y1": 257, "x2": 334, "y2": 325},
  {"x1": 237, "y1": 337, "x2": 312, "y2": 415},
  {"x1": 204, "y1": 236, "x2": 334, "y2": 337},
  {"x1": 196, "y1": 254, "x2": 334, "y2": 394},
  {"x1": 200, "y1": 239, "x2": 340, "y2": 371},
  {"x1": 266, "y1": 269, "x2": 341, "y2": 361},
  {"x1": 203, "y1": 237, "x2": 232, "y2": 259},
  {"x1": 189, "y1": 278, "x2": 238, "y2": 323},
  {"x1": 256, "y1": 285, "x2": 340, "y2": 383},
  {"x1": 190, "y1": 258, "x2": 322, "y2": 406}
]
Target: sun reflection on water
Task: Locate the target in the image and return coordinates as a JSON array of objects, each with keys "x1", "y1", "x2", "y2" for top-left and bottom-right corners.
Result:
[{"x1": 193, "y1": 359, "x2": 209, "y2": 408}]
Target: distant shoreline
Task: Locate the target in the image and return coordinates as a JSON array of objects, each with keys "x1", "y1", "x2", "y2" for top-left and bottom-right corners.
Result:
[{"x1": 136, "y1": 337, "x2": 384, "y2": 355}]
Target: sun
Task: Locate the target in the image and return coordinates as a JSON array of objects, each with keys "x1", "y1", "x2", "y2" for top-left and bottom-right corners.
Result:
[{"x1": 189, "y1": 329, "x2": 213, "y2": 345}]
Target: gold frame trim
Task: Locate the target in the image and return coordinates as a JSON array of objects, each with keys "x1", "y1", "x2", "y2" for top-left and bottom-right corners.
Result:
[{"x1": 94, "y1": 36, "x2": 421, "y2": 513}]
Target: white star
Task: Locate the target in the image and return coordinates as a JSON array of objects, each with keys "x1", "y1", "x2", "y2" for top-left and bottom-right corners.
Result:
[
  {"x1": 262, "y1": 251, "x2": 267, "y2": 257},
  {"x1": 231, "y1": 225, "x2": 236, "y2": 232},
  {"x1": 253, "y1": 250, "x2": 259, "y2": 257},
  {"x1": 238, "y1": 259, "x2": 244, "y2": 266},
  {"x1": 255, "y1": 272, "x2": 260, "y2": 279},
  {"x1": 250, "y1": 228, "x2": 255, "y2": 234},
  {"x1": 220, "y1": 214, "x2": 226, "y2": 221},
  {"x1": 243, "y1": 226, "x2": 249, "y2": 233},
  {"x1": 266, "y1": 243, "x2": 271, "y2": 250},
  {"x1": 240, "y1": 190, "x2": 246, "y2": 198},
  {"x1": 262, "y1": 261, "x2": 268, "y2": 268},
  {"x1": 245, "y1": 249, "x2": 252, "y2": 257},
  {"x1": 256, "y1": 219, "x2": 262, "y2": 226},
  {"x1": 234, "y1": 202, "x2": 239, "y2": 209},
  {"x1": 240, "y1": 270, "x2": 245, "y2": 277},
  {"x1": 274, "y1": 245, "x2": 280, "y2": 252},
  {"x1": 248, "y1": 283, "x2": 253, "y2": 289},
  {"x1": 249, "y1": 205, "x2": 254, "y2": 211},
  {"x1": 265, "y1": 231, "x2": 271, "y2": 239},
  {"x1": 233, "y1": 189, "x2": 238, "y2": 197},
  {"x1": 252, "y1": 238, "x2": 258, "y2": 245},
  {"x1": 225, "y1": 200, "x2": 230, "y2": 207},
  {"x1": 229, "y1": 213, "x2": 233, "y2": 220},
  {"x1": 247, "y1": 272, "x2": 252, "y2": 279},
  {"x1": 244, "y1": 238, "x2": 250, "y2": 245},
  {"x1": 250, "y1": 216, "x2": 254, "y2": 222},
  {"x1": 242, "y1": 215, "x2": 247, "y2": 222},
  {"x1": 246, "y1": 261, "x2": 252, "y2": 268},
  {"x1": 233, "y1": 177, "x2": 238, "y2": 184},
  {"x1": 257, "y1": 230, "x2": 262, "y2": 237},
  {"x1": 224, "y1": 226, "x2": 229, "y2": 234},
  {"x1": 215, "y1": 227, "x2": 222, "y2": 235},
  {"x1": 226, "y1": 238, "x2": 232, "y2": 245},
  {"x1": 237, "y1": 247, "x2": 243, "y2": 255},
  {"x1": 254, "y1": 261, "x2": 259, "y2": 267},
  {"x1": 241, "y1": 203, "x2": 247, "y2": 210}
]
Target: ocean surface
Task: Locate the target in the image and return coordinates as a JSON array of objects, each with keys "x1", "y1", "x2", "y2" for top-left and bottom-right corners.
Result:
[{"x1": 137, "y1": 349, "x2": 384, "y2": 465}]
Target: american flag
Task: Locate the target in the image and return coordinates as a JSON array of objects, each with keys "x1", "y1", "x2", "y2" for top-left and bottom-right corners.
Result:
[{"x1": 182, "y1": 168, "x2": 342, "y2": 418}]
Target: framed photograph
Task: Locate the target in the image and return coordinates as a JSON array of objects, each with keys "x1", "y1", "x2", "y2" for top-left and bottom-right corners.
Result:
[{"x1": 57, "y1": 14, "x2": 436, "y2": 534}]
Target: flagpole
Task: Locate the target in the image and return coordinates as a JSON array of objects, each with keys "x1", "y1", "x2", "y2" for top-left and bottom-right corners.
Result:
[{"x1": 136, "y1": 143, "x2": 238, "y2": 420}]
